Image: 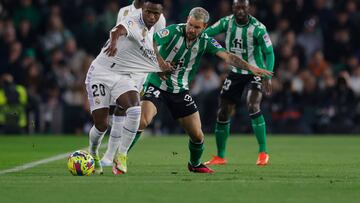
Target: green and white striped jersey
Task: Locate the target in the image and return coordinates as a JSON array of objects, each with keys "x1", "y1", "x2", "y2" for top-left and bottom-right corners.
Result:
[
  {"x1": 205, "y1": 15, "x2": 274, "y2": 75},
  {"x1": 146, "y1": 24, "x2": 226, "y2": 93}
]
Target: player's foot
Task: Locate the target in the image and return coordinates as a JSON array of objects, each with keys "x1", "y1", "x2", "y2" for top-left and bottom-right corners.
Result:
[
  {"x1": 188, "y1": 163, "x2": 214, "y2": 173},
  {"x1": 100, "y1": 157, "x2": 113, "y2": 167},
  {"x1": 204, "y1": 155, "x2": 227, "y2": 165},
  {"x1": 93, "y1": 155, "x2": 103, "y2": 175},
  {"x1": 112, "y1": 153, "x2": 127, "y2": 175},
  {"x1": 256, "y1": 152, "x2": 269, "y2": 166}
]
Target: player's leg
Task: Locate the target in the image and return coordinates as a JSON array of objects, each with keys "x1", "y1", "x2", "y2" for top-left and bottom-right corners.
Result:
[
  {"x1": 247, "y1": 85, "x2": 269, "y2": 166},
  {"x1": 128, "y1": 100, "x2": 158, "y2": 151},
  {"x1": 126, "y1": 73, "x2": 149, "y2": 151},
  {"x1": 85, "y1": 64, "x2": 114, "y2": 174},
  {"x1": 128, "y1": 83, "x2": 162, "y2": 151},
  {"x1": 206, "y1": 73, "x2": 245, "y2": 165},
  {"x1": 101, "y1": 106, "x2": 126, "y2": 166},
  {"x1": 113, "y1": 90, "x2": 141, "y2": 174},
  {"x1": 88, "y1": 108, "x2": 109, "y2": 174},
  {"x1": 177, "y1": 112, "x2": 214, "y2": 173}
]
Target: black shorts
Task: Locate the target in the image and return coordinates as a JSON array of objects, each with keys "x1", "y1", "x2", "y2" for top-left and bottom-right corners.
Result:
[
  {"x1": 220, "y1": 72, "x2": 263, "y2": 104},
  {"x1": 142, "y1": 83, "x2": 198, "y2": 119}
]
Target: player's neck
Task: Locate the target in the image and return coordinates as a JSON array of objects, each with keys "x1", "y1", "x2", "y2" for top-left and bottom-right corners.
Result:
[
  {"x1": 185, "y1": 38, "x2": 196, "y2": 49},
  {"x1": 235, "y1": 15, "x2": 249, "y2": 26}
]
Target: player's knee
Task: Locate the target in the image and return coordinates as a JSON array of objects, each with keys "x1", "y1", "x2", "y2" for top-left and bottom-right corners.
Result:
[
  {"x1": 247, "y1": 103, "x2": 260, "y2": 114},
  {"x1": 126, "y1": 106, "x2": 141, "y2": 120},
  {"x1": 217, "y1": 107, "x2": 231, "y2": 122},
  {"x1": 189, "y1": 129, "x2": 204, "y2": 143},
  {"x1": 139, "y1": 113, "x2": 151, "y2": 130},
  {"x1": 94, "y1": 121, "x2": 108, "y2": 132}
]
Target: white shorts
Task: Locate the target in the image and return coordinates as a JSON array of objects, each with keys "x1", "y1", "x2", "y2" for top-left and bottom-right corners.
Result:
[{"x1": 85, "y1": 61, "x2": 147, "y2": 112}]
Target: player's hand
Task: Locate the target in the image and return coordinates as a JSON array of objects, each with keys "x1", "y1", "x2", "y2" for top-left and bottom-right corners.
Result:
[
  {"x1": 262, "y1": 78, "x2": 272, "y2": 95},
  {"x1": 104, "y1": 41, "x2": 117, "y2": 56},
  {"x1": 249, "y1": 65, "x2": 273, "y2": 77},
  {"x1": 159, "y1": 60, "x2": 174, "y2": 72}
]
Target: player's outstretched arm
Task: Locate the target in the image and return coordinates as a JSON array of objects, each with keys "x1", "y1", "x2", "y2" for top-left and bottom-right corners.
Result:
[
  {"x1": 153, "y1": 41, "x2": 173, "y2": 72},
  {"x1": 216, "y1": 51, "x2": 273, "y2": 77},
  {"x1": 104, "y1": 24, "x2": 128, "y2": 57}
]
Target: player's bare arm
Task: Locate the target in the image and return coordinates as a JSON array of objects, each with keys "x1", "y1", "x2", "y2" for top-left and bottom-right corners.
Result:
[
  {"x1": 104, "y1": 24, "x2": 128, "y2": 57},
  {"x1": 153, "y1": 41, "x2": 173, "y2": 72},
  {"x1": 216, "y1": 51, "x2": 273, "y2": 77}
]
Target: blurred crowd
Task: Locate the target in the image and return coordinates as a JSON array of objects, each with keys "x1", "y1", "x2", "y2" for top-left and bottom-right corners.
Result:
[{"x1": 0, "y1": 0, "x2": 359, "y2": 134}]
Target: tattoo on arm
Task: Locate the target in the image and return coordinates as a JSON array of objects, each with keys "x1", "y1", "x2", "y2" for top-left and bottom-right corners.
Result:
[{"x1": 228, "y1": 53, "x2": 250, "y2": 71}]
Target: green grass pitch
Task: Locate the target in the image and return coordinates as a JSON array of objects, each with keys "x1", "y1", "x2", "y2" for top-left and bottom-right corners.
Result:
[{"x1": 0, "y1": 135, "x2": 359, "y2": 203}]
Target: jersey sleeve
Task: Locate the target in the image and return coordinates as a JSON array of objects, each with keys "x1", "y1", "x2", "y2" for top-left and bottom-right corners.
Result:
[
  {"x1": 116, "y1": 8, "x2": 125, "y2": 24},
  {"x1": 153, "y1": 14, "x2": 166, "y2": 33},
  {"x1": 205, "y1": 37, "x2": 226, "y2": 55},
  {"x1": 204, "y1": 17, "x2": 228, "y2": 37},
  {"x1": 257, "y1": 29, "x2": 275, "y2": 73},
  {"x1": 118, "y1": 18, "x2": 138, "y2": 39},
  {"x1": 153, "y1": 24, "x2": 177, "y2": 46}
]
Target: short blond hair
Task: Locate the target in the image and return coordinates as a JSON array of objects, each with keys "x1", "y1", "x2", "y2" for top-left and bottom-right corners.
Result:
[{"x1": 189, "y1": 7, "x2": 210, "y2": 23}]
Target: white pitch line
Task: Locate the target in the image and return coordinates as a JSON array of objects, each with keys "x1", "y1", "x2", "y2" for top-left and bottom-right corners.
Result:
[
  {"x1": 0, "y1": 152, "x2": 71, "y2": 175},
  {"x1": 0, "y1": 144, "x2": 106, "y2": 175}
]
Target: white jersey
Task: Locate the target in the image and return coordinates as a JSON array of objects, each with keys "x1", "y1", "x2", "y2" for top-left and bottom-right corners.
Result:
[
  {"x1": 94, "y1": 12, "x2": 161, "y2": 73},
  {"x1": 117, "y1": 3, "x2": 166, "y2": 33}
]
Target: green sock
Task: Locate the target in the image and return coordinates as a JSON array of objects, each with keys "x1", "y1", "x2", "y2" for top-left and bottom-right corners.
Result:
[
  {"x1": 215, "y1": 121, "x2": 230, "y2": 158},
  {"x1": 251, "y1": 113, "x2": 267, "y2": 153},
  {"x1": 188, "y1": 140, "x2": 204, "y2": 166},
  {"x1": 128, "y1": 131, "x2": 142, "y2": 152}
]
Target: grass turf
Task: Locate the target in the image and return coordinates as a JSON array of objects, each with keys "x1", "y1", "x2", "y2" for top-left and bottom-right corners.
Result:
[{"x1": 0, "y1": 135, "x2": 359, "y2": 203}]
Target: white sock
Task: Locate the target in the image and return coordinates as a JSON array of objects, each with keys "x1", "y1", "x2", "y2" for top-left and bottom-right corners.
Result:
[
  {"x1": 103, "y1": 116, "x2": 125, "y2": 161},
  {"x1": 117, "y1": 106, "x2": 141, "y2": 155},
  {"x1": 89, "y1": 126, "x2": 106, "y2": 156},
  {"x1": 108, "y1": 114, "x2": 113, "y2": 127}
]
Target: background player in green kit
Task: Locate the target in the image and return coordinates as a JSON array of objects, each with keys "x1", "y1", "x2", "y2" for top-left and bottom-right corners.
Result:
[
  {"x1": 204, "y1": 0, "x2": 275, "y2": 166},
  {"x1": 134, "y1": 7, "x2": 272, "y2": 173}
]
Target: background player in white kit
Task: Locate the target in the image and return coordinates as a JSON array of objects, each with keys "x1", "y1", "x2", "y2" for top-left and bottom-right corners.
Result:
[
  {"x1": 101, "y1": 0, "x2": 167, "y2": 167},
  {"x1": 85, "y1": 0, "x2": 171, "y2": 175}
]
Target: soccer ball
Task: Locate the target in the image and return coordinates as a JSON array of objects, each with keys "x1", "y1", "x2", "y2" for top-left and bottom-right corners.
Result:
[{"x1": 67, "y1": 150, "x2": 95, "y2": 176}]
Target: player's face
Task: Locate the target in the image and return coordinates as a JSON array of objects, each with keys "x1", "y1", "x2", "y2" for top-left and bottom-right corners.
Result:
[
  {"x1": 185, "y1": 16, "x2": 207, "y2": 40},
  {"x1": 142, "y1": 2, "x2": 163, "y2": 28},
  {"x1": 233, "y1": 1, "x2": 249, "y2": 21}
]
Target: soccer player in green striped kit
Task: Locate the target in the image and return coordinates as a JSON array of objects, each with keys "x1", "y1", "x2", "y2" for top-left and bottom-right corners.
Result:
[
  {"x1": 131, "y1": 7, "x2": 272, "y2": 173},
  {"x1": 204, "y1": 0, "x2": 275, "y2": 166}
]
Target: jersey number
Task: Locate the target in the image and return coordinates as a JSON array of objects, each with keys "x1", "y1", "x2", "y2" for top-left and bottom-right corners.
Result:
[
  {"x1": 222, "y1": 78, "x2": 232, "y2": 91},
  {"x1": 146, "y1": 86, "x2": 161, "y2": 98},
  {"x1": 92, "y1": 84, "x2": 106, "y2": 97}
]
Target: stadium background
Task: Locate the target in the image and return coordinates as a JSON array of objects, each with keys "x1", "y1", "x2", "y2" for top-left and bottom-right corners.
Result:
[{"x1": 0, "y1": 0, "x2": 359, "y2": 135}]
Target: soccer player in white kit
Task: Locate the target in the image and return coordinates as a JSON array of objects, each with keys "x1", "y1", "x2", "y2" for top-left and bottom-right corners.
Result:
[
  {"x1": 85, "y1": 0, "x2": 171, "y2": 175},
  {"x1": 101, "y1": 0, "x2": 167, "y2": 167}
]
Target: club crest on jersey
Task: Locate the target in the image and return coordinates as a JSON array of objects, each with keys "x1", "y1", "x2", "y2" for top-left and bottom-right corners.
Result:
[
  {"x1": 127, "y1": 20, "x2": 134, "y2": 27},
  {"x1": 158, "y1": 29, "x2": 169, "y2": 38},
  {"x1": 263, "y1": 33, "x2": 272, "y2": 47},
  {"x1": 124, "y1": 10, "x2": 129, "y2": 17},
  {"x1": 95, "y1": 97, "x2": 101, "y2": 105}
]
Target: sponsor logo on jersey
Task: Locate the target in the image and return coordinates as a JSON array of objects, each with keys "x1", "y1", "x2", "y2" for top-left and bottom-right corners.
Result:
[
  {"x1": 263, "y1": 33, "x2": 272, "y2": 47},
  {"x1": 211, "y1": 39, "x2": 222, "y2": 48},
  {"x1": 158, "y1": 29, "x2": 169, "y2": 38}
]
